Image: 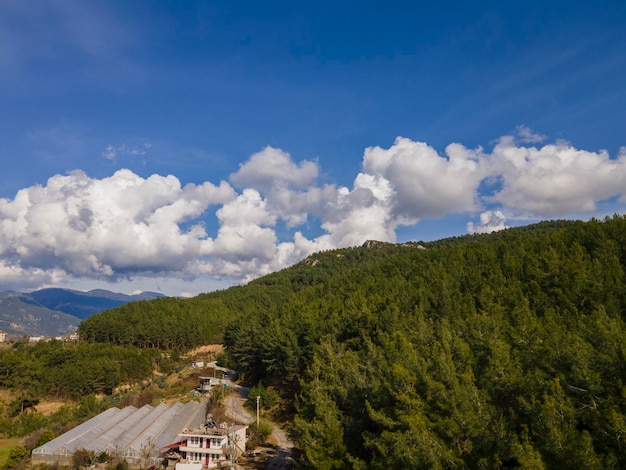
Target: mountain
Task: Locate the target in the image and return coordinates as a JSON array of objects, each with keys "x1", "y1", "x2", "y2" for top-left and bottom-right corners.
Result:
[
  {"x1": 0, "y1": 288, "x2": 165, "y2": 338},
  {"x1": 29, "y1": 288, "x2": 165, "y2": 320},
  {"x1": 0, "y1": 291, "x2": 80, "y2": 338}
]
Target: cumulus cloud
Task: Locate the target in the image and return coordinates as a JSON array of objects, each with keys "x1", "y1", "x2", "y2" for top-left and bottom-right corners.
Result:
[
  {"x1": 230, "y1": 146, "x2": 318, "y2": 191},
  {"x1": 211, "y1": 189, "x2": 277, "y2": 263},
  {"x1": 488, "y1": 137, "x2": 626, "y2": 215},
  {"x1": 2, "y1": 130, "x2": 626, "y2": 294},
  {"x1": 361, "y1": 137, "x2": 487, "y2": 220},
  {"x1": 0, "y1": 170, "x2": 235, "y2": 285},
  {"x1": 467, "y1": 210, "x2": 509, "y2": 234}
]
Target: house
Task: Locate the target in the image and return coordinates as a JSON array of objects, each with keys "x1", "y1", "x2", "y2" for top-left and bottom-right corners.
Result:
[
  {"x1": 192, "y1": 360, "x2": 205, "y2": 368},
  {"x1": 173, "y1": 423, "x2": 247, "y2": 469},
  {"x1": 65, "y1": 333, "x2": 79, "y2": 341},
  {"x1": 0, "y1": 330, "x2": 5, "y2": 342},
  {"x1": 198, "y1": 376, "x2": 222, "y2": 392}
]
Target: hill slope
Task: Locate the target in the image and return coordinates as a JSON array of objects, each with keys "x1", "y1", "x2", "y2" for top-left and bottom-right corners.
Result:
[
  {"x1": 79, "y1": 216, "x2": 626, "y2": 468},
  {"x1": 0, "y1": 292, "x2": 80, "y2": 337}
]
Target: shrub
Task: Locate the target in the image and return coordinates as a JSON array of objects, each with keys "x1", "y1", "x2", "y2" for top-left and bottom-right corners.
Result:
[
  {"x1": 72, "y1": 449, "x2": 95, "y2": 469},
  {"x1": 6, "y1": 446, "x2": 28, "y2": 469},
  {"x1": 35, "y1": 429, "x2": 55, "y2": 448},
  {"x1": 115, "y1": 460, "x2": 128, "y2": 470},
  {"x1": 245, "y1": 419, "x2": 273, "y2": 450}
]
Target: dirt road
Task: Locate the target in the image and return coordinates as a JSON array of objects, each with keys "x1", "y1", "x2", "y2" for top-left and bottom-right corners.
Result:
[
  {"x1": 266, "y1": 425, "x2": 294, "y2": 469},
  {"x1": 214, "y1": 363, "x2": 294, "y2": 469}
]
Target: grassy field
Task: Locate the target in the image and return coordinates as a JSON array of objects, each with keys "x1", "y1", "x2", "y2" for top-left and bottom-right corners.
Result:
[{"x1": 0, "y1": 438, "x2": 20, "y2": 467}]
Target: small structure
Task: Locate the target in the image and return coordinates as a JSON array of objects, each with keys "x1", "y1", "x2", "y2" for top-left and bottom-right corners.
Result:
[
  {"x1": 0, "y1": 330, "x2": 5, "y2": 342},
  {"x1": 198, "y1": 377, "x2": 221, "y2": 392},
  {"x1": 192, "y1": 360, "x2": 205, "y2": 369},
  {"x1": 173, "y1": 423, "x2": 247, "y2": 469}
]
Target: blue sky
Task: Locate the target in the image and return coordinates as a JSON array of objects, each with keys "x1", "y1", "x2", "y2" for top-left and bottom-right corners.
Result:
[{"x1": 1, "y1": 1, "x2": 626, "y2": 296}]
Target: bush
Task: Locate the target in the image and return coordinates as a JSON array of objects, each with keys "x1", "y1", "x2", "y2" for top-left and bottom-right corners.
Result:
[
  {"x1": 23, "y1": 428, "x2": 55, "y2": 450},
  {"x1": 14, "y1": 411, "x2": 47, "y2": 437},
  {"x1": 215, "y1": 352, "x2": 228, "y2": 368},
  {"x1": 115, "y1": 460, "x2": 128, "y2": 470},
  {"x1": 6, "y1": 446, "x2": 28, "y2": 469},
  {"x1": 245, "y1": 419, "x2": 273, "y2": 450},
  {"x1": 35, "y1": 429, "x2": 55, "y2": 448},
  {"x1": 72, "y1": 449, "x2": 95, "y2": 469}
]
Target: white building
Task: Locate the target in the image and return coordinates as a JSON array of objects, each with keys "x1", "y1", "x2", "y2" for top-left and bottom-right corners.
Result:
[
  {"x1": 174, "y1": 424, "x2": 247, "y2": 469},
  {"x1": 197, "y1": 376, "x2": 222, "y2": 392}
]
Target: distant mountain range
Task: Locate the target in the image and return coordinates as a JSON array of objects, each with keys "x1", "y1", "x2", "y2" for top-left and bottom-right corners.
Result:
[{"x1": 0, "y1": 288, "x2": 165, "y2": 338}]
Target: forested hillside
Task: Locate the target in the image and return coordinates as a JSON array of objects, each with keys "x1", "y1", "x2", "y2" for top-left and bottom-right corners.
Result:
[
  {"x1": 78, "y1": 289, "x2": 257, "y2": 349},
  {"x1": 80, "y1": 215, "x2": 626, "y2": 468},
  {"x1": 0, "y1": 341, "x2": 157, "y2": 402},
  {"x1": 226, "y1": 216, "x2": 626, "y2": 468}
]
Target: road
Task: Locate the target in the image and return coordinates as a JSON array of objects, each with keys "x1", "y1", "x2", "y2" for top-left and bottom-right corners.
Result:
[
  {"x1": 209, "y1": 362, "x2": 294, "y2": 469},
  {"x1": 224, "y1": 385, "x2": 254, "y2": 425},
  {"x1": 266, "y1": 426, "x2": 294, "y2": 469}
]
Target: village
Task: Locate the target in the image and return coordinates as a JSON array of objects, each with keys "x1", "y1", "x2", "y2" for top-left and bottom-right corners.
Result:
[{"x1": 0, "y1": 330, "x2": 79, "y2": 344}]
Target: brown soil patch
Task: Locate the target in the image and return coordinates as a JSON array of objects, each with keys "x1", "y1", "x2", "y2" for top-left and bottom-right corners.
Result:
[
  {"x1": 0, "y1": 438, "x2": 19, "y2": 448},
  {"x1": 35, "y1": 400, "x2": 68, "y2": 415},
  {"x1": 0, "y1": 389, "x2": 12, "y2": 403},
  {"x1": 186, "y1": 344, "x2": 223, "y2": 356},
  {"x1": 0, "y1": 438, "x2": 20, "y2": 456}
]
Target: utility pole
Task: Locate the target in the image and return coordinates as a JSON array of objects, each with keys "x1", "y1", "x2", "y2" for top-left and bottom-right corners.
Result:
[
  {"x1": 229, "y1": 425, "x2": 236, "y2": 468},
  {"x1": 256, "y1": 395, "x2": 260, "y2": 428}
]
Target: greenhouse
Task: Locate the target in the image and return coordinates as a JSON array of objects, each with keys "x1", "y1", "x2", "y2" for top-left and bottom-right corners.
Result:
[{"x1": 32, "y1": 401, "x2": 207, "y2": 468}]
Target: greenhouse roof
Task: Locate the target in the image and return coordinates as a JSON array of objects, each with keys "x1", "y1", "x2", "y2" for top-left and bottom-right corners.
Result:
[{"x1": 33, "y1": 401, "x2": 207, "y2": 459}]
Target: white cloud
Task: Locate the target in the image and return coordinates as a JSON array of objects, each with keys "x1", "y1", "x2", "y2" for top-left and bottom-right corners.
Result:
[
  {"x1": 0, "y1": 170, "x2": 235, "y2": 284},
  {"x1": 2, "y1": 130, "x2": 626, "y2": 296},
  {"x1": 361, "y1": 137, "x2": 487, "y2": 220},
  {"x1": 230, "y1": 146, "x2": 318, "y2": 191},
  {"x1": 467, "y1": 210, "x2": 509, "y2": 234},
  {"x1": 211, "y1": 189, "x2": 277, "y2": 262},
  {"x1": 103, "y1": 142, "x2": 152, "y2": 160},
  {"x1": 488, "y1": 137, "x2": 626, "y2": 215},
  {"x1": 515, "y1": 125, "x2": 547, "y2": 144}
]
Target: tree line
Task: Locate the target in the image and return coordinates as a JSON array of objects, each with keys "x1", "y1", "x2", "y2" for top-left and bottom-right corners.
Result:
[{"x1": 78, "y1": 290, "x2": 254, "y2": 350}]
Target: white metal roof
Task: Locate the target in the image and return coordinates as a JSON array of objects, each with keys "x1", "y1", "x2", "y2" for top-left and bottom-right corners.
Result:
[
  {"x1": 33, "y1": 407, "x2": 122, "y2": 456},
  {"x1": 86, "y1": 404, "x2": 155, "y2": 452},
  {"x1": 33, "y1": 401, "x2": 207, "y2": 459}
]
